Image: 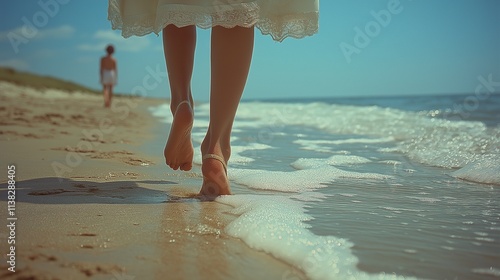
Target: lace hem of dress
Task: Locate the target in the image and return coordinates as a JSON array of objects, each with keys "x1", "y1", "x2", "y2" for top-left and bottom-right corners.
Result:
[{"x1": 108, "y1": 1, "x2": 318, "y2": 42}]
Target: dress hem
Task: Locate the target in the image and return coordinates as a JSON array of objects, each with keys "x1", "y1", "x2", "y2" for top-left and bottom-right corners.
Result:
[{"x1": 108, "y1": 0, "x2": 319, "y2": 42}]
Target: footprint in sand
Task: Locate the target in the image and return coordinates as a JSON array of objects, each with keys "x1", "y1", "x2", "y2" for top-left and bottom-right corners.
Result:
[
  {"x1": 122, "y1": 157, "x2": 154, "y2": 166},
  {"x1": 27, "y1": 254, "x2": 58, "y2": 261}
]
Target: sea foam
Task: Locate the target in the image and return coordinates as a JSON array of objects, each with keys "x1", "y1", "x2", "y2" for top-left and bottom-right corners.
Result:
[
  {"x1": 218, "y1": 195, "x2": 414, "y2": 280},
  {"x1": 451, "y1": 157, "x2": 500, "y2": 185},
  {"x1": 221, "y1": 156, "x2": 402, "y2": 279},
  {"x1": 230, "y1": 154, "x2": 390, "y2": 193}
]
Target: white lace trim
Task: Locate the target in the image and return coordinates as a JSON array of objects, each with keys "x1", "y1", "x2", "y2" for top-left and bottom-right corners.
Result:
[{"x1": 108, "y1": 0, "x2": 318, "y2": 42}]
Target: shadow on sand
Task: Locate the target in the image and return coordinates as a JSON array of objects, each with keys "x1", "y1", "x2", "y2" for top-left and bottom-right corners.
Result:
[{"x1": 0, "y1": 177, "x2": 206, "y2": 204}]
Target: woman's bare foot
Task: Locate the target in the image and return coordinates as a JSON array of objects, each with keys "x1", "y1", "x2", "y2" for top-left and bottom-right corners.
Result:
[
  {"x1": 164, "y1": 100, "x2": 194, "y2": 171},
  {"x1": 200, "y1": 153, "x2": 231, "y2": 198}
]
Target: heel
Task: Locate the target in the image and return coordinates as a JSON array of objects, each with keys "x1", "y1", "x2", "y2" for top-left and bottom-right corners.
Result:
[{"x1": 202, "y1": 154, "x2": 227, "y2": 175}]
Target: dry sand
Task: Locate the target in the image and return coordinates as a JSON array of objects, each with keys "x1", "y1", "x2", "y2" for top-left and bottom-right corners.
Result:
[{"x1": 0, "y1": 81, "x2": 302, "y2": 280}]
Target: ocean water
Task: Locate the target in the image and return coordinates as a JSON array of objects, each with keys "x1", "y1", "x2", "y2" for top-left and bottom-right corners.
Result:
[{"x1": 150, "y1": 93, "x2": 500, "y2": 280}]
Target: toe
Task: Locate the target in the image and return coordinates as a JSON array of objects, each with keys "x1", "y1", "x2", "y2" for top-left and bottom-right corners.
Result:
[
  {"x1": 167, "y1": 161, "x2": 176, "y2": 170},
  {"x1": 172, "y1": 161, "x2": 180, "y2": 170},
  {"x1": 180, "y1": 162, "x2": 192, "y2": 171}
]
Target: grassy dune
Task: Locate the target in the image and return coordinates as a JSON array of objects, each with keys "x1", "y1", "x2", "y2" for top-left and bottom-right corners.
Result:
[{"x1": 0, "y1": 67, "x2": 100, "y2": 94}]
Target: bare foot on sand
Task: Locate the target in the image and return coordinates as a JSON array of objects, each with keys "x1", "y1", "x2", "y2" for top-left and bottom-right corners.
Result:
[
  {"x1": 164, "y1": 101, "x2": 194, "y2": 171},
  {"x1": 200, "y1": 152, "x2": 231, "y2": 198}
]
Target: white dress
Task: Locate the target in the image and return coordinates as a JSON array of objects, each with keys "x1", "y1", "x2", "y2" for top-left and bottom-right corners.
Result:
[
  {"x1": 101, "y1": 69, "x2": 117, "y2": 86},
  {"x1": 108, "y1": 0, "x2": 319, "y2": 42}
]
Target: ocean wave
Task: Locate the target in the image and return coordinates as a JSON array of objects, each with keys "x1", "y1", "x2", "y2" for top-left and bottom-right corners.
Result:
[{"x1": 233, "y1": 102, "x2": 500, "y2": 170}]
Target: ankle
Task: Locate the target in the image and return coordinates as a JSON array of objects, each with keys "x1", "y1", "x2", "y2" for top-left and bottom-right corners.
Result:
[
  {"x1": 170, "y1": 95, "x2": 193, "y2": 114},
  {"x1": 202, "y1": 141, "x2": 231, "y2": 162}
]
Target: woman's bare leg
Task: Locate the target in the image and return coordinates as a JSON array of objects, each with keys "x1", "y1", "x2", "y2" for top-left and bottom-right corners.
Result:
[
  {"x1": 162, "y1": 25, "x2": 196, "y2": 171},
  {"x1": 108, "y1": 85, "x2": 114, "y2": 107},
  {"x1": 200, "y1": 26, "x2": 254, "y2": 196},
  {"x1": 103, "y1": 85, "x2": 110, "y2": 107}
]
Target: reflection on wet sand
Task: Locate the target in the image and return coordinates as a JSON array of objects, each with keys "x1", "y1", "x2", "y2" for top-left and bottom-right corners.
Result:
[
  {"x1": 159, "y1": 187, "x2": 306, "y2": 279},
  {"x1": 159, "y1": 191, "x2": 228, "y2": 279}
]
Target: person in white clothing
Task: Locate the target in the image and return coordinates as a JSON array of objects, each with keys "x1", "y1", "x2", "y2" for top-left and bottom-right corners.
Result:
[{"x1": 100, "y1": 44, "x2": 117, "y2": 108}]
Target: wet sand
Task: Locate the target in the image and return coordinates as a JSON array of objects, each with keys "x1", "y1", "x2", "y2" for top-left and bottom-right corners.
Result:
[{"x1": 0, "y1": 81, "x2": 301, "y2": 279}]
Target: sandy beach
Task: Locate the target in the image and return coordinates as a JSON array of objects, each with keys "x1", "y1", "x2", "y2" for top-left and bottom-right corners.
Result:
[{"x1": 0, "y1": 81, "x2": 300, "y2": 280}]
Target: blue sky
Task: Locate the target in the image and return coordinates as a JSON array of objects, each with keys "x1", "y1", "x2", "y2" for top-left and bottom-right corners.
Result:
[{"x1": 0, "y1": 0, "x2": 499, "y2": 101}]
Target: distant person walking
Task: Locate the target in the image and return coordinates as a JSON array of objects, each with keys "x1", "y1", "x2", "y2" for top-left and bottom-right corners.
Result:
[
  {"x1": 108, "y1": 0, "x2": 319, "y2": 197},
  {"x1": 100, "y1": 44, "x2": 117, "y2": 108}
]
